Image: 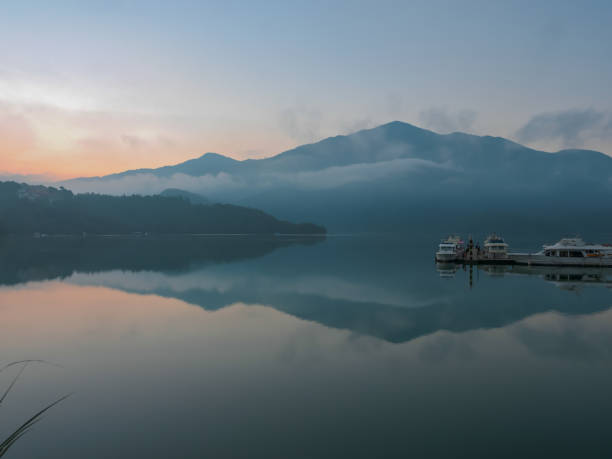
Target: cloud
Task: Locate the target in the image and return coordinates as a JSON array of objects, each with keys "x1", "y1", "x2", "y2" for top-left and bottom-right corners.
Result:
[
  {"x1": 511, "y1": 310, "x2": 612, "y2": 362},
  {"x1": 284, "y1": 157, "x2": 452, "y2": 190},
  {"x1": 0, "y1": 172, "x2": 57, "y2": 184},
  {"x1": 63, "y1": 157, "x2": 453, "y2": 197},
  {"x1": 278, "y1": 107, "x2": 323, "y2": 143},
  {"x1": 418, "y1": 107, "x2": 477, "y2": 134},
  {"x1": 278, "y1": 106, "x2": 376, "y2": 143},
  {"x1": 516, "y1": 108, "x2": 612, "y2": 147},
  {"x1": 338, "y1": 117, "x2": 374, "y2": 135},
  {"x1": 67, "y1": 266, "x2": 448, "y2": 313},
  {"x1": 120, "y1": 134, "x2": 146, "y2": 149},
  {"x1": 76, "y1": 136, "x2": 114, "y2": 151},
  {"x1": 0, "y1": 103, "x2": 37, "y2": 157},
  {"x1": 64, "y1": 172, "x2": 246, "y2": 196},
  {"x1": 0, "y1": 97, "x2": 211, "y2": 178}
]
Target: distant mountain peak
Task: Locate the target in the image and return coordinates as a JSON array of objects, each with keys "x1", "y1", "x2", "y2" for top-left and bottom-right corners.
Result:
[
  {"x1": 197, "y1": 152, "x2": 234, "y2": 160},
  {"x1": 375, "y1": 120, "x2": 435, "y2": 134},
  {"x1": 378, "y1": 120, "x2": 420, "y2": 129}
]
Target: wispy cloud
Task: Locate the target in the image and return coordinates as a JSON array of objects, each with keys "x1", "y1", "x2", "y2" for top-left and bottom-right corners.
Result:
[
  {"x1": 278, "y1": 106, "x2": 376, "y2": 143},
  {"x1": 0, "y1": 98, "x2": 194, "y2": 177},
  {"x1": 278, "y1": 106, "x2": 323, "y2": 144},
  {"x1": 0, "y1": 102, "x2": 37, "y2": 158},
  {"x1": 0, "y1": 172, "x2": 57, "y2": 184},
  {"x1": 64, "y1": 172, "x2": 245, "y2": 196},
  {"x1": 63, "y1": 157, "x2": 452, "y2": 196},
  {"x1": 516, "y1": 108, "x2": 612, "y2": 147},
  {"x1": 284, "y1": 157, "x2": 452, "y2": 190},
  {"x1": 338, "y1": 118, "x2": 374, "y2": 136},
  {"x1": 418, "y1": 107, "x2": 477, "y2": 134}
]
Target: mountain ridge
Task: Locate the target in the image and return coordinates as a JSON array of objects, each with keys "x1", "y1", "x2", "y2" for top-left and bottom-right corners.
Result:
[
  {"x1": 64, "y1": 121, "x2": 611, "y2": 182},
  {"x1": 59, "y1": 121, "x2": 612, "y2": 233}
]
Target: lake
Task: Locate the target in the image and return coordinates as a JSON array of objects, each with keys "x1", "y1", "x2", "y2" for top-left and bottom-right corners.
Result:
[{"x1": 1, "y1": 234, "x2": 612, "y2": 458}]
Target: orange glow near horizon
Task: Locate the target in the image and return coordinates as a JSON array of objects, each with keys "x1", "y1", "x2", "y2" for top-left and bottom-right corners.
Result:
[
  {"x1": 0, "y1": 133, "x2": 295, "y2": 180},
  {"x1": 2, "y1": 151, "x2": 204, "y2": 181},
  {"x1": 0, "y1": 100, "x2": 297, "y2": 180},
  {"x1": 0, "y1": 93, "x2": 361, "y2": 179},
  {"x1": 2, "y1": 101, "x2": 612, "y2": 180}
]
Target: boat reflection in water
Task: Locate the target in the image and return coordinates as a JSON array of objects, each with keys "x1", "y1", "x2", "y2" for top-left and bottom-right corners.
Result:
[
  {"x1": 435, "y1": 262, "x2": 459, "y2": 278},
  {"x1": 476, "y1": 264, "x2": 612, "y2": 290}
]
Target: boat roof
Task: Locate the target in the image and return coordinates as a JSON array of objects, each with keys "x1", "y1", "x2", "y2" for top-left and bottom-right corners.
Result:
[
  {"x1": 543, "y1": 238, "x2": 612, "y2": 250},
  {"x1": 484, "y1": 233, "x2": 506, "y2": 244},
  {"x1": 442, "y1": 235, "x2": 463, "y2": 243}
]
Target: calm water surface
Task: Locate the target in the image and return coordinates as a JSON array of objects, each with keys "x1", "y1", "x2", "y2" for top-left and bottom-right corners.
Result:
[{"x1": 1, "y1": 235, "x2": 611, "y2": 458}]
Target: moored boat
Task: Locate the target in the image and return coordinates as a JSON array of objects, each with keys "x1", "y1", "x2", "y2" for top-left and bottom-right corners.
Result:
[
  {"x1": 510, "y1": 237, "x2": 612, "y2": 267},
  {"x1": 435, "y1": 235, "x2": 465, "y2": 262},
  {"x1": 483, "y1": 233, "x2": 509, "y2": 260}
]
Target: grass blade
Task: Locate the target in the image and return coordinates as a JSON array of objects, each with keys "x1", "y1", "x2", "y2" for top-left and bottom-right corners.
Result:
[
  {"x1": 0, "y1": 363, "x2": 28, "y2": 407},
  {"x1": 0, "y1": 361, "x2": 60, "y2": 374},
  {"x1": 0, "y1": 394, "x2": 71, "y2": 457}
]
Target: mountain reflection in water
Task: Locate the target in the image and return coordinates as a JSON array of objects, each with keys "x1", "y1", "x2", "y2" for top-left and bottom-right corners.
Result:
[
  {"x1": 1, "y1": 235, "x2": 611, "y2": 344},
  {"x1": 2, "y1": 234, "x2": 612, "y2": 458}
]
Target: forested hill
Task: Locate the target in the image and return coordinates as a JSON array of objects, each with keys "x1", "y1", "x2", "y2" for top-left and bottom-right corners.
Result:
[{"x1": 0, "y1": 181, "x2": 325, "y2": 235}]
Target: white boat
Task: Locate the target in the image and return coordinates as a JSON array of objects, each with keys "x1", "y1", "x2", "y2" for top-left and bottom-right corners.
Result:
[
  {"x1": 510, "y1": 237, "x2": 612, "y2": 267},
  {"x1": 483, "y1": 234, "x2": 509, "y2": 260},
  {"x1": 435, "y1": 235, "x2": 465, "y2": 262}
]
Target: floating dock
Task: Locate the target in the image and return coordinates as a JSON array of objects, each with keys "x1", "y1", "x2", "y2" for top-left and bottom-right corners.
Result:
[
  {"x1": 436, "y1": 236, "x2": 612, "y2": 267},
  {"x1": 455, "y1": 248, "x2": 514, "y2": 265}
]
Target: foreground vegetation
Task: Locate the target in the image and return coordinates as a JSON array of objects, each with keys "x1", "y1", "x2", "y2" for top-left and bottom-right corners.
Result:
[{"x1": 0, "y1": 361, "x2": 69, "y2": 457}]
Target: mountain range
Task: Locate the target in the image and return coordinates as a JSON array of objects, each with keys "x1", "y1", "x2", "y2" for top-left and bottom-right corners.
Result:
[{"x1": 62, "y1": 121, "x2": 612, "y2": 235}]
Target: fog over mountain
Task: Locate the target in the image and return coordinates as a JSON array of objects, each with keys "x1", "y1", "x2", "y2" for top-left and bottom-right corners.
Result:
[{"x1": 62, "y1": 122, "x2": 612, "y2": 234}]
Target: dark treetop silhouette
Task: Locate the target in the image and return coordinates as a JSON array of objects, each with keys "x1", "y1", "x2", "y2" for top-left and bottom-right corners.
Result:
[{"x1": 0, "y1": 181, "x2": 325, "y2": 236}]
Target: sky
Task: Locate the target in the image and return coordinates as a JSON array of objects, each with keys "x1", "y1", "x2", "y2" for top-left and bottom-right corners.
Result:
[{"x1": 1, "y1": 0, "x2": 611, "y2": 179}]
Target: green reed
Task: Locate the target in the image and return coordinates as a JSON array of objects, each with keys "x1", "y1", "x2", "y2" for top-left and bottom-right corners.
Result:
[{"x1": 0, "y1": 361, "x2": 70, "y2": 457}]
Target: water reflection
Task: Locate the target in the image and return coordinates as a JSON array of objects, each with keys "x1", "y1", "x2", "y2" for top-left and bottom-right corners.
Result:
[
  {"x1": 2, "y1": 282, "x2": 612, "y2": 458},
  {"x1": 1, "y1": 235, "x2": 611, "y2": 344},
  {"x1": 437, "y1": 260, "x2": 612, "y2": 290},
  {"x1": 435, "y1": 262, "x2": 459, "y2": 278},
  {"x1": 479, "y1": 264, "x2": 612, "y2": 290},
  {"x1": 0, "y1": 234, "x2": 324, "y2": 286},
  {"x1": 1, "y1": 235, "x2": 612, "y2": 458}
]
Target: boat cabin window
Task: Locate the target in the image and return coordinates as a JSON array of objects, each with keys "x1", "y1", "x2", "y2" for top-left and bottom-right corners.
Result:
[
  {"x1": 545, "y1": 250, "x2": 552, "y2": 256},
  {"x1": 569, "y1": 251, "x2": 583, "y2": 258}
]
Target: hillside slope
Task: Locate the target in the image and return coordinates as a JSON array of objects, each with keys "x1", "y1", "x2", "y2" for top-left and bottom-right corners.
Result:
[{"x1": 0, "y1": 182, "x2": 325, "y2": 235}]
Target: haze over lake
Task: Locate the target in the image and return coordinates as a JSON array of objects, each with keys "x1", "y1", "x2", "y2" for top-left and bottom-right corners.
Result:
[{"x1": 1, "y1": 235, "x2": 612, "y2": 458}]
